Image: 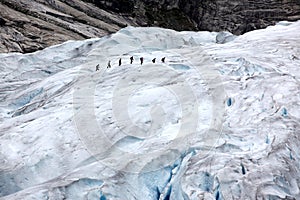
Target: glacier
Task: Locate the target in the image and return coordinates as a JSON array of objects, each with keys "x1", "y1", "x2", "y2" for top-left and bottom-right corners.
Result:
[{"x1": 0, "y1": 21, "x2": 300, "y2": 200}]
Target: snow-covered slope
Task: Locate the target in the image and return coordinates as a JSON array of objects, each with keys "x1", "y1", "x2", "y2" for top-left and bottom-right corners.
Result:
[{"x1": 0, "y1": 22, "x2": 299, "y2": 200}]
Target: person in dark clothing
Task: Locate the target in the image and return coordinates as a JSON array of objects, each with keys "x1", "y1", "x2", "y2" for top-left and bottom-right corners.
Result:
[
  {"x1": 130, "y1": 56, "x2": 134, "y2": 64},
  {"x1": 96, "y1": 64, "x2": 100, "y2": 71},
  {"x1": 119, "y1": 58, "x2": 122, "y2": 66},
  {"x1": 107, "y1": 60, "x2": 111, "y2": 68},
  {"x1": 152, "y1": 58, "x2": 156, "y2": 63},
  {"x1": 140, "y1": 57, "x2": 144, "y2": 65},
  {"x1": 161, "y1": 57, "x2": 166, "y2": 63}
]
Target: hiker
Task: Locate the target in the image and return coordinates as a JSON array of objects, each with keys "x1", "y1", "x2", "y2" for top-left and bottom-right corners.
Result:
[
  {"x1": 130, "y1": 56, "x2": 134, "y2": 64},
  {"x1": 96, "y1": 64, "x2": 100, "y2": 71},
  {"x1": 119, "y1": 58, "x2": 122, "y2": 66},
  {"x1": 152, "y1": 58, "x2": 156, "y2": 63},
  {"x1": 140, "y1": 57, "x2": 144, "y2": 65},
  {"x1": 161, "y1": 57, "x2": 165, "y2": 63},
  {"x1": 107, "y1": 60, "x2": 111, "y2": 68}
]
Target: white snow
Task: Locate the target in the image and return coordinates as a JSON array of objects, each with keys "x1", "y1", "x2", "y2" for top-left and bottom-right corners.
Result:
[{"x1": 0, "y1": 22, "x2": 300, "y2": 200}]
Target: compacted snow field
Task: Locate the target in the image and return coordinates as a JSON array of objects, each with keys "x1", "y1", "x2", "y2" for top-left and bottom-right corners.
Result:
[{"x1": 0, "y1": 21, "x2": 300, "y2": 200}]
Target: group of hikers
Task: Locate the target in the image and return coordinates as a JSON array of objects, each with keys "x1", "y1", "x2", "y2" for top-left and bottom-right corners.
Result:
[{"x1": 96, "y1": 56, "x2": 166, "y2": 71}]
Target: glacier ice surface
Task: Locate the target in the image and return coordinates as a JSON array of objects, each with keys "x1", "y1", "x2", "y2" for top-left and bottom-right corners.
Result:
[{"x1": 0, "y1": 22, "x2": 300, "y2": 199}]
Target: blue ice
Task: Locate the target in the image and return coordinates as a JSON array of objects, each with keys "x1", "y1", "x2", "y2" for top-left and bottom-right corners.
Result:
[
  {"x1": 281, "y1": 107, "x2": 288, "y2": 117},
  {"x1": 227, "y1": 98, "x2": 232, "y2": 106},
  {"x1": 266, "y1": 135, "x2": 270, "y2": 144},
  {"x1": 12, "y1": 88, "x2": 43, "y2": 108},
  {"x1": 169, "y1": 64, "x2": 190, "y2": 70},
  {"x1": 99, "y1": 191, "x2": 107, "y2": 200},
  {"x1": 198, "y1": 171, "x2": 214, "y2": 192},
  {"x1": 138, "y1": 167, "x2": 172, "y2": 200}
]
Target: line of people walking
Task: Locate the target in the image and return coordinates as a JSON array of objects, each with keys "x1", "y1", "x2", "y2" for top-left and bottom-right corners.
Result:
[{"x1": 96, "y1": 56, "x2": 166, "y2": 71}]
